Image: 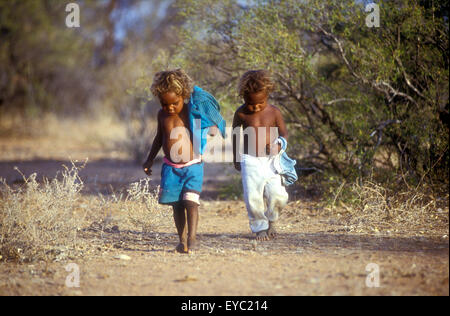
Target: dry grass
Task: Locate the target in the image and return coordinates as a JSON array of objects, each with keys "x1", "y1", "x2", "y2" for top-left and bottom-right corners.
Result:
[
  {"x1": 0, "y1": 110, "x2": 160, "y2": 163},
  {"x1": 0, "y1": 162, "x2": 87, "y2": 262},
  {"x1": 0, "y1": 112, "x2": 129, "y2": 161},
  {"x1": 0, "y1": 162, "x2": 170, "y2": 263},
  {"x1": 325, "y1": 180, "x2": 449, "y2": 236},
  {"x1": 97, "y1": 178, "x2": 170, "y2": 234},
  {"x1": 123, "y1": 179, "x2": 169, "y2": 233}
]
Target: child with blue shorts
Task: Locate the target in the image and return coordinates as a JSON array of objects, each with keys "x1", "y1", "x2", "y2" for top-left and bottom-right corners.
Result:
[{"x1": 143, "y1": 69, "x2": 225, "y2": 253}]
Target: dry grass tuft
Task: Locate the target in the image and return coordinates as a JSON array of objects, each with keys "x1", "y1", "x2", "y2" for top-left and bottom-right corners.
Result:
[
  {"x1": 328, "y1": 180, "x2": 449, "y2": 236},
  {"x1": 0, "y1": 162, "x2": 87, "y2": 262},
  {"x1": 115, "y1": 179, "x2": 170, "y2": 233},
  {"x1": 0, "y1": 163, "x2": 170, "y2": 263}
]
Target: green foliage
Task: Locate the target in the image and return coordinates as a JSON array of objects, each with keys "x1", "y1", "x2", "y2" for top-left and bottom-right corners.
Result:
[{"x1": 169, "y1": 0, "x2": 448, "y2": 182}]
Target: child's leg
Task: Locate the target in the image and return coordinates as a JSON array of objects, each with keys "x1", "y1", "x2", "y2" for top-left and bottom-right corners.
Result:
[
  {"x1": 172, "y1": 201, "x2": 188, "y2": 253},
  {"x1": 241, "y1": 156, "x2": 270, "y2": 236},
  {"x1": 264, "y1": 176, "x2": 289, "y2": 238},
  {"x1": 180, "y1": 162, "x2": 203, "y2": 250},
  {"x1": 184, "y1": 200, "x2": 199, "y2": 250}
]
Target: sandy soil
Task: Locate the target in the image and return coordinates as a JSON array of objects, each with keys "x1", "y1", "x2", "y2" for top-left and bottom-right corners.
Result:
[
  {"x1": 0, "y1": 137, "x2": 448, "y2": 296},
  {"x1": 0, "y1": 198, "x2": 448, "y2": 296}
]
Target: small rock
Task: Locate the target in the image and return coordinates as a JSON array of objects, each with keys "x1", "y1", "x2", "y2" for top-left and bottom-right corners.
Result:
[
  {"x1": 309, "y1": 277, "x2": 320, "y2": 284},
  {"x1": 114, "y1": 254, "x2": 131, "y2": 261},
  {"x1": 97, "y1": 273, "x2": 109, "y2": 279},
  {"x1": 174, "y1": 275, "x2": 198, "y2": 282}
]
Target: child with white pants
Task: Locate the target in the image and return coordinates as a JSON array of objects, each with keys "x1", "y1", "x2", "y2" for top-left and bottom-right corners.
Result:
[
  {"x1": 232, "y1": 70, "x2": 295, "y2": 240},
  {"x1": 241, "y1": 154, "x2": 289, "y2": 234}
]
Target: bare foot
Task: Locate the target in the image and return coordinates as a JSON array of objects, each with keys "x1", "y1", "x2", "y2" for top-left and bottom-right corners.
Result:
[
  {"x1": 188, "y1": 238, "x2": 198, "y2": 252},
  {"x1": 255, "y1": 230, "x2": 269, "y2": 241},
  {"x1": 268, "y1": 222, "x2": 277, "y2": 239},
  {"x1": 175, "y1": 242, "x2": 189, "y2": 254}
]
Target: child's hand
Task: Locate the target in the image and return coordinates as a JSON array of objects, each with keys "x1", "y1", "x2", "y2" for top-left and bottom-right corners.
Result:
[
  {"x1": 143, "y1": 160, "x2": 153, "y2": 176},
  {"x1": 207, "y1": 125, "x2": 219, "y2": 137},
  {"x1": 234, "y1": 161, "x2": 241, "y2": 172}
]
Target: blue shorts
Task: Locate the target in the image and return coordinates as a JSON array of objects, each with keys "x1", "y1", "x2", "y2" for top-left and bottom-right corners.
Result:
[{"x1": 159, "y1": 162, "x2": 204, "y2": 205}]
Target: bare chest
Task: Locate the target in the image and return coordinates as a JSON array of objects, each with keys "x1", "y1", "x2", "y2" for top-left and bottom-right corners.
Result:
[
  {"x1": 239, "y1": 112, "x2": 277, "y2": 129},
  {"x1": 161, "y1": 114, "x2": 191, "y2": 136}
]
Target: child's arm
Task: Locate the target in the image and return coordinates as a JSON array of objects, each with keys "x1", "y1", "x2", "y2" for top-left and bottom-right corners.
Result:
[
  {"x1": 232, "y1": 111, "x2": 242, "y2": 171},
  {"x1": 275, "y1": 107, "x2": 288, "y2": 140},
  {"x1": 143, "y1": 111, "x2": 163, "y2": 176},
  {"x1": 267, "y1": 107, "x2": 288, "y2": 155}
]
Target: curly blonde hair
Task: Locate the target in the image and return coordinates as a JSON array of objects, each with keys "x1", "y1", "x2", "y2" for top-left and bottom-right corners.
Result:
[
  {"x1": 238, "y1": 70, "x2": 275, "y2": 97},
  {"x1": 150, "y1": 69, "x2": 194, "y2": 99}
]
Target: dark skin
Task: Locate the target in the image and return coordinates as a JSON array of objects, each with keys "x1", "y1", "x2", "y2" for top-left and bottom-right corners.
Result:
[
  {"x1": 143, "y1": 91, "x2": 194, "y2": 170},
  {"x1": 232, "y1": 90, "x2": 288, "y2": 241},
  {"x1": 142, "y1": 91, "x2": 198, "y2": 253}
]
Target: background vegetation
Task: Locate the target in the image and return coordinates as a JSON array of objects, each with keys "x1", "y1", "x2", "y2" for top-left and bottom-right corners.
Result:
[
  {"x1": 3, "y1": 0, "x2": 447, "y2": 180},
  {"x1": 169, "y1": 0, "x2": 449, "y2": 185}
]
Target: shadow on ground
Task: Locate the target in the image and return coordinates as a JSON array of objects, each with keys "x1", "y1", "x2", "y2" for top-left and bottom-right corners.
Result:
[{"x1": 82, "y1": 226, "x2": 449, "y2": 256}]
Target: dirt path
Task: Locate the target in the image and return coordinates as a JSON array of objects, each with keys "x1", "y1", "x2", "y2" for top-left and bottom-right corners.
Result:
[
  {"x1": 0, "y1": 143, "x2": 448, "y2": 296},
  {"x1": 0, "y1": 198, "x2": 448, "y2": 296}
]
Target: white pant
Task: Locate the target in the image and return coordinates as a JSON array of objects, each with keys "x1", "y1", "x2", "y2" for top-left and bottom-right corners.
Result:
[{"x1": 241, "y1": 154, "x2": 289, "y2": 233}]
